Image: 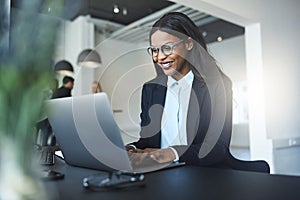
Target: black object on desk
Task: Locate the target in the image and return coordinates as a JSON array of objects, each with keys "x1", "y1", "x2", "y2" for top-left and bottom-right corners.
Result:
[
  {"x1": 82, "y1": 171, "x2": 145, "y2": 191},
  {"x1": 40, "y1": 169, "x2": 65, "y2": 181},
  {"x1": 44, "y1": 157, "x2": 300, "y2": 200}
]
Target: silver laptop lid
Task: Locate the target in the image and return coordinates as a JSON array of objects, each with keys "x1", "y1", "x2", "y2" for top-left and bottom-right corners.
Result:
[{"x1": 47, "y1": 93, "x2": 132, "y2": 172}]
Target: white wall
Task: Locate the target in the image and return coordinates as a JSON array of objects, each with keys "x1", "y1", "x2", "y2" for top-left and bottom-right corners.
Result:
[
  {"x1": 209, "y1": 36, "x2": 247, "y2": 82},
  {"x1": 94, "y1": 38, "x2": 156, "y2": 144},
  {"x1": 209, "y1": 36, "x2": 250, "y2": 147},
  {"x1": 198, "y1": 0, "x2": 300, "y2": 140}
]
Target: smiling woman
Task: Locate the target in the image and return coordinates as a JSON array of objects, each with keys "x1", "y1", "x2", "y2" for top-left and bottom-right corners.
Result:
[{"x1": 126, "y1": 12, "x2": 233, "y2": 168}]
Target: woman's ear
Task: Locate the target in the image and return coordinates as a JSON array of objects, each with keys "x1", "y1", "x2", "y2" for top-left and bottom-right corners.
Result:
[{"x1": 185, "y1": 37, "x2": 193, "y2": 51}]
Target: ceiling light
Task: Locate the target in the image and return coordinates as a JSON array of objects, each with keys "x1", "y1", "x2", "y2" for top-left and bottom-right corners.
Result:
[
  {"x1": 217, "y1": 36, "x2": 223, "y2": 42},
  {"x1": 54, "y1": 60, "x2": 74, "y2": 75},
  {"x1": 77, "y1": 49, "x2": 101, "y2": 68},
  {"x1": 113, "y1": 4, "x2": 120, "y2": 14}
]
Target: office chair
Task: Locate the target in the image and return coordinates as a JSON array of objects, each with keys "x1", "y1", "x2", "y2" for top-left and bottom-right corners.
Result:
[
  {"x1": 35, "y1": 118, "x2": 57, "y2": 165},
  {"x1": 224, "y1": 150, "x2": 270, "y2": 173},
  {"x1": 36, "y1": 118, "x2": 54, "y2": 146}
]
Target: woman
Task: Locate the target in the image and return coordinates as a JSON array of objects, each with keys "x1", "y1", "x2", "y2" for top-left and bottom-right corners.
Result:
[
  {"x1": 127, "y1": 12, "x2": 232, "y2": 167},
  {"x1": 91, "y1": 81, "x2": 102, "y2": 93}
]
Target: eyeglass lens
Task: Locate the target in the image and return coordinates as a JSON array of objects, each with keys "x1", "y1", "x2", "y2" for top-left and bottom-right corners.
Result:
[{"x1": 147, "y1": 39, "x2": 184, "y2": 57}]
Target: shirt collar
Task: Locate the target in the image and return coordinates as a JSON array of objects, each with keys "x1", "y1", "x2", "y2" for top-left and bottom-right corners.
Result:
[{"x1": 167, "y1": 70, "x2": 194, "y2": 89}]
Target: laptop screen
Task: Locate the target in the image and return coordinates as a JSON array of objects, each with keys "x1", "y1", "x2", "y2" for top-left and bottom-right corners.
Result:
[{"x1": 47, "y1": 93, "x2": 132, "y2": 172}]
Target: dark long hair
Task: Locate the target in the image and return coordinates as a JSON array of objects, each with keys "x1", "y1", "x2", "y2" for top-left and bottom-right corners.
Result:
[{"x1": 150, "y1": 12, "x2": 207, "y2": 51}]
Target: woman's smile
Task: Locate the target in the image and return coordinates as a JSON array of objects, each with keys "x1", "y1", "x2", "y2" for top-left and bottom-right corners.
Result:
[{"x1": 159, "y1": 61, "x2": 174, "y2": 69}]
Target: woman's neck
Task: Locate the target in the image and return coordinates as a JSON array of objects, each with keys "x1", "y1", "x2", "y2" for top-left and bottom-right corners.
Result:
[{"x1": 172, "y1": 66, "x2": 191, "y2": 81}]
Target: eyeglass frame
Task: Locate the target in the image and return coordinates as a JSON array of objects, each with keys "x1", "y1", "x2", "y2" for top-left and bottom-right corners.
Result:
[
  {"x1": 82, "y1": 171, "x2": 145, "y2": 191},
  {"x1": 146, "y1": 39, "x2": 185, "y2": 57}
]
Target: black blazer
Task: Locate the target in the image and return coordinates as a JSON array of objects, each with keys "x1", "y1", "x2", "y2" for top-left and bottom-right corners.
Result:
[
  {"x1": 132, "y1": 74, "x2": 232, "y2": 166},
  {"x1": 51, "y1": 86, "x2": 71, "y2": 99}
]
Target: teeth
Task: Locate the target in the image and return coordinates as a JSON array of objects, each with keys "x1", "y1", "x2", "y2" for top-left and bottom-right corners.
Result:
[{"x1": 161, "y1": 62, "x2": 172, "y2": 68}]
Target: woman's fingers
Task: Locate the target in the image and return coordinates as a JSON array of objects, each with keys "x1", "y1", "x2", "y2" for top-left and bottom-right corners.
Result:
[{"x1": 149, "y1": 148, "x2": 175, "y2": 163}]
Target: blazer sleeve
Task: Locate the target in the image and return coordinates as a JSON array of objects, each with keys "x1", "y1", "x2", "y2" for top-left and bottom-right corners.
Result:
[
  {"x1": 131, "y1": 84, "x2": 151, "y2": 148},
  {"x1": 130, "y1": 83, "x2": 164, "y2": 149}
]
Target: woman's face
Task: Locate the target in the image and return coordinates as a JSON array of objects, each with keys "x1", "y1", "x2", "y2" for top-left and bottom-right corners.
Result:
[
  {"x1": 91, "y1": 83, "x2": 99, "y2": 93},
  {"x1": 150, "y1": 30, "x2": 191, "y2": 80}
]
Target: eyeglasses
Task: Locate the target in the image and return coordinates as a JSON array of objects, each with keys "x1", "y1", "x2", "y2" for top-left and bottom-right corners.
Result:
[
  {"x1": 147, "y1": 39, "x2": 185, "y2": 57},
  {"x1": 82, "y1": 171, "x2": 145, "y2": 191}
]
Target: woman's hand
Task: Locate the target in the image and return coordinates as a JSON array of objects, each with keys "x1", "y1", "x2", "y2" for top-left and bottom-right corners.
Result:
[
  {"x1": 149, "y1": 148, "x2": 176, "y2": 163},
  {"x1": 126, "y1": 147, "x2": 152, "y2": 165},
  {"x1": 128, "y1": 151, "x2": 149, "y2": 166},
  {"x1": 142, "y1": 148, "x2": 159, "y2": 153},
  {"x1": 125, "y1": 145, "x2": 136, "y2": 152},
  {"x1": 126, "y1": 147, "x2": 176, "y2": 164}
]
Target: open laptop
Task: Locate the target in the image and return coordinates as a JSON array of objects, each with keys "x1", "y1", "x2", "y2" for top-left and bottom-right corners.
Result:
[{"x1": 47, "y1": 93, "x2": 184, "y2": 173}]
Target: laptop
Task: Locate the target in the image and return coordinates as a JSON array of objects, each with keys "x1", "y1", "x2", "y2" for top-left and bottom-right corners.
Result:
[{"x1": 47, "y1": 93, "x2": 184, "y2": 173}]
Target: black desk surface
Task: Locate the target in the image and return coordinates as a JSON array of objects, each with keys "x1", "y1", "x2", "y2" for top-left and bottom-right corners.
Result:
[{"x1": 43, "y1": 157, "x2": 300, "y2": 200}]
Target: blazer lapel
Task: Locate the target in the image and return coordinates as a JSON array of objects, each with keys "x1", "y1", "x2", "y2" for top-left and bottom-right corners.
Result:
[
  {"x1": 147, "y1": 76, "x2": 167, "y2": 148},
  {"x1": 147, "y1": 76, "x2": 205, "y2": 147},
  {"x1": 186, "y1": 79, "x2": 205, "y2": 145}
]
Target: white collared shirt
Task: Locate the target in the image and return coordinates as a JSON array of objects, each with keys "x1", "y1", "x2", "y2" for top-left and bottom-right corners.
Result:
[{"x1": 161, "y1": 71, "x2": 194, "y2": 159}]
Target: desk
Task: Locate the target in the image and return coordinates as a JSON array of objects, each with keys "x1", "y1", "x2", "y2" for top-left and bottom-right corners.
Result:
[{"x1": 43, "y1": 157, "x2": 300, "y2": 200}]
